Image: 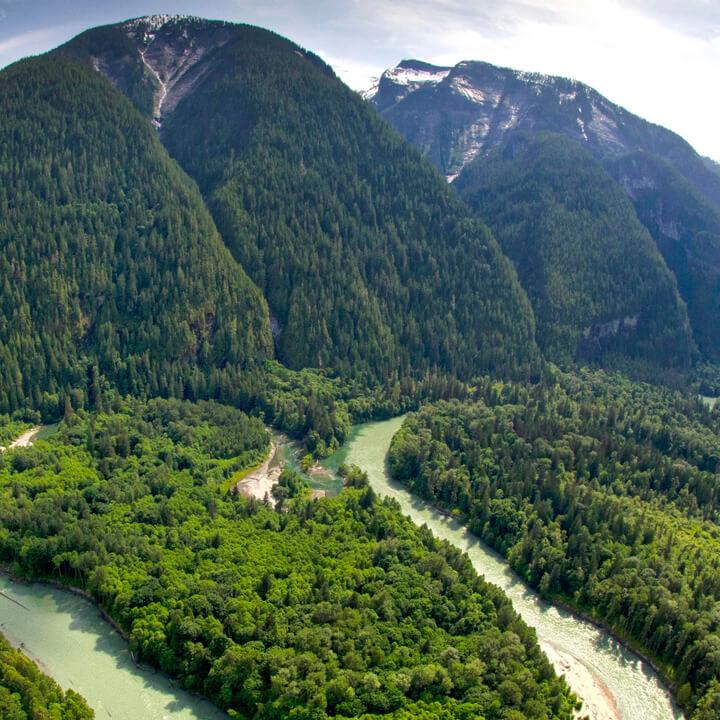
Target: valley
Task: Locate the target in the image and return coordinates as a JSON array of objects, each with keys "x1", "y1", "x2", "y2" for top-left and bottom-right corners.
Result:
[
  {"x1": 0, "y1": 11, "x2": 719, "y2": 720},
  {"x1": 0, "y1": 414, "x2": 682, "y2": 720}
]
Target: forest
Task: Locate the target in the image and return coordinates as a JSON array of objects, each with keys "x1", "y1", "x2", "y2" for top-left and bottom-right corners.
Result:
[
  {"x1": 454, "y1": 133, "x2": 695, "y2": 368},
  {"x1": 0, "y1": 398, "x2": 578, "y2": 720},
  {"x1": 388, "y1": 369, "x2": 720, "y2": 719},
  {"x1": 0, "y1": 56, "x2": 273, "y2": 416},
  {"x1": 62, "y1": 17, "x2": 540, "y2": 382},
  {"x1": 157, "y1": 22, "x2": 539, "y2": 381}
]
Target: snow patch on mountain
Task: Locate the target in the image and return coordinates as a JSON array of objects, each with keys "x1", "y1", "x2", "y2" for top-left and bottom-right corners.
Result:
[
  {"x1": 124, "y1": 15, "x2": 188, "y2": 33},
  {"x1": 451, "y1": 76, "x2": 489, "y2": 104},
  {"x1": 387, "y1": 65, "x2": 450, "y2": 87},
  {"x1": 365, "y1": 62, "x2": 450, "y2": 102}
]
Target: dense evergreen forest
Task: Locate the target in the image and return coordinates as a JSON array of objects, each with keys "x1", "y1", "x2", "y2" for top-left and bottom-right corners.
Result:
[
  {"x1": 388, "y1": 371, "x2": 720, "y2": 719},
  {"x1": 0, "y1": 634, "x2": 93, "y2": 719},
  {"x1": 454, "y1": 133, "x2": 695, "y2": 367},
  {"x1": 58, "y1": 17, "x2": 540, "y2": 382},
  {"x1": 0, "y1": 400, "x2": 577, "y2": 720},
  {"x1": 0, "y1": 56, "x2": 272, "y2": 415}
]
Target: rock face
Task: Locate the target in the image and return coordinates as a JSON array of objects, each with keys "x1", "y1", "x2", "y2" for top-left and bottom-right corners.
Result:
[
  {"x1": 368, "y1": 59, "x2": 720, "y2": 209},
  {"x1": 59, "y1": 15, "x2": 237, "y2": 127}
]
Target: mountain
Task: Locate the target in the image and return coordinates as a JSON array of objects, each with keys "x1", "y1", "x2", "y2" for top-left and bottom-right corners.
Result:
[
  {"x1": 367, "y1": 59, "x2": 720, "y2": 211},
  {"x1": 454, "y1": 133, "x2": 695, "y2": 366},
  {"x1": 0, "y1": 54, "x2": 272, "y2": 415},
  {"x1": 704, "y1": 156, "x2": 720, "y2": 178},
  {"x1": 369, "y1": 58, "x2": 720, "y2": 363},
  {"x1": 363, "y1": 59, "x2": 452, "y2": 111},
  {"x1": 55, "y1": 16, "x2": 539, "y2": 381}
]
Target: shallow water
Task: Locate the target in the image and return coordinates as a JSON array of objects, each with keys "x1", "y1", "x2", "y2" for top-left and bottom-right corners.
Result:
[
  {"x1": 0, "y1": 576, "x2": 228, "y2": 720},
  {"x1": 325, "y1": 415, "x2": 683, "y2": 720}
]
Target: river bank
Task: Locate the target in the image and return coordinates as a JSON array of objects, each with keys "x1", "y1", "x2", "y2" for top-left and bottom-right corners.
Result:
[
  {"x1": 403, "y1": 498, "x2": 680, "y2": 709},
  {"x1": 0, "y1": 424, "x2": 44, "y2": 452},
  {"x1": 234, "y1": 439, "x2": 283, "y2": 501},
  {"x1": 0, "y1": 573, "x2": 229, "y2": 720},
  {"x1": 541, "y1": 641, "x2": 621, "y2": 720},
  {"x1": 326, "y1": 415, "x2": 682, "y2": 720}
]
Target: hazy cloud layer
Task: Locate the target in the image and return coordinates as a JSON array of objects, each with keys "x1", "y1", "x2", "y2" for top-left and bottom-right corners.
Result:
[{"x1": 625, "y1": 0, "x2": 720, "y2": 39}]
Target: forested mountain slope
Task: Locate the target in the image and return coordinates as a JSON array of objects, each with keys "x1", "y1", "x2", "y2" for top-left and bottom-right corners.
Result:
[
  {"x1": 607, "y1": 152, "x2": 720, "y2": 360},
  {"x1": 0, "y1": 56, "x2": 272, "y2": 415},
  {"x1": 454, "y1": 133, "x2": 695, "y2": 367},
  {"x1": 59, "y1": 16, "x2": 539, "y2": 381},
  {"x1": 368, "y1": 58, "x2": 720, "y2": 363}
]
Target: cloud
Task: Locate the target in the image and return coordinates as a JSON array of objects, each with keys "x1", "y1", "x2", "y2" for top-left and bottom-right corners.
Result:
[
  {"x1": 623, "y1": 0, "x2": 720, "y2": 40},
  {"x1": 0, "y1": 27, "x2": 59, "y2": 57}
]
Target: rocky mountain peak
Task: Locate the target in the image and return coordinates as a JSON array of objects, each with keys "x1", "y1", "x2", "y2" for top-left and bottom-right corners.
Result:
[
  {"x1": 366, "y1": 59, "x2": 452, "y2": 110},
  {"x1": 64, "y1": 15, "x2": 237, "y2": 127},
  {"x1": 367, "y1": 57, "x2": 720, "y2": 208}
]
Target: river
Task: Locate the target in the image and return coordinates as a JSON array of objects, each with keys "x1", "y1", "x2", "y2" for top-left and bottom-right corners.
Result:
[
  {"x1": 0, "y1": 575, "x2": 228, "y2": 720},
  {"x1": 324, "y1": 415, "x2": 683, "y2": 720},
  {"x1": 0, "y1": 415, "x2": 683, "y2": 720}
]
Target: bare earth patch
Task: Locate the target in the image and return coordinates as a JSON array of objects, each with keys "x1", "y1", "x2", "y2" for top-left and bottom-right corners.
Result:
[
  {"x1": 0, "y1": 426, "x2": 44, "y2": 453},
  {"x1": 234, "y1": 442, "x2": 283, "y2": 503},
  {"x1": 540, "y1": 641, "x2": 621, "y2": 720}
]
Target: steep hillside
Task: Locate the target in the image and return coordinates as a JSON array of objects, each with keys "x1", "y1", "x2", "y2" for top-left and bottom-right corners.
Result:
[
  {"x1": 454, "y1": 133, "x2": 695, "y2": 367},
  {"x1": 369, "y1": 58, "x2": 720, "y2": 363},
  {"x1": 608, "y1": 152, "x2": 720, "y2": 360},
  {"x1": 59, "y1": 16, "x2": 539, "y2": 381},
  {"x1": 369, "y1": 59, "x2": 720, "y2": 211},
  {"x1": 0, "y1": 55, "x2": 272, "y2": 414}
]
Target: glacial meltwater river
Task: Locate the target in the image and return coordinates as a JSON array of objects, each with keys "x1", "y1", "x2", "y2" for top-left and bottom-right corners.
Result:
[
  {"x1": 0, "y1": 576, "x2": 229, "y2": 719},
  {"x1": 324, "y1": 416, "x2": 683, "y2": 720},
  {"x1": 0, "y1": 415, "x2": 682, "y2": 720}
]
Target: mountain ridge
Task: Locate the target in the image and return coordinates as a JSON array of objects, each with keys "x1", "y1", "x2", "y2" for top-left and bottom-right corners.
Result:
[
  {"x1": 368, "y1": 58, "x2": 720, "y2": 208},
  {"x1": 369, "y1": 56, "x2": 720, "y2": 363},
  {"x1": 51, "y1": 15, "x2": 541, "y2": 382}
]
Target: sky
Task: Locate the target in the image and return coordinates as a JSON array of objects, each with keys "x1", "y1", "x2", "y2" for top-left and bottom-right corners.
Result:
[{"x1": 1, "y1": 1, "x2": 719, "y2": 160}]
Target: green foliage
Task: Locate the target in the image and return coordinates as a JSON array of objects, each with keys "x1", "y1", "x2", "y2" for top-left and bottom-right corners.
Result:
[
  {"x1": 0, "y1": 399, "x2": 575, "y2": 719},
  {"x1": 0, "y1": 633, "x2": 94, "y2": 719},
  {"x1": 138, "y1": 22, "x2": 540, "y2": 381},
  {"x1": 272, "y1": 467, "x2": 309, "y2": 508},
  {"x1": 454, "y1": 133, "x2": 695, "y2": 367},
  {"x1": 223, "y1": 361, "x2": 472, "y2": 458},
  {"x1": 0, "y1": 419, "x2": 32, "y2": 447},
  {"x1": 695, "y1": 363, "x2": 720, "y2": 397},
  {"x1": 389, "y1": 370, "x2": 720, "y2": 717},
  {"x1": 0, "y1": 55, "x2": 272, "y2": 416}
]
